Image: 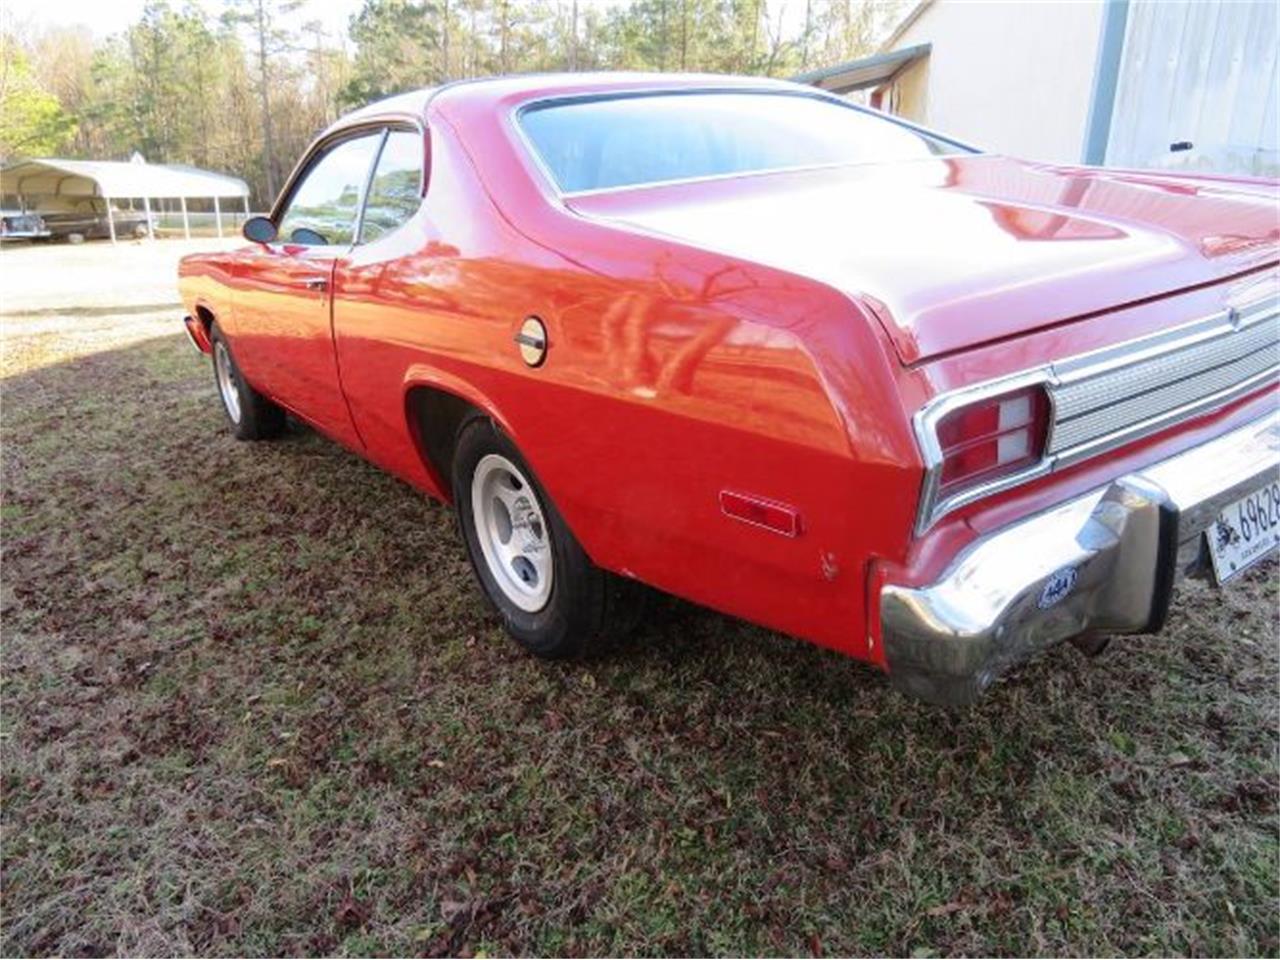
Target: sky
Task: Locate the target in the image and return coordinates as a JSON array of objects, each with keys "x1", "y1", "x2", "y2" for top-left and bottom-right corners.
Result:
[
  {"x1": 3, "y1": 0, "x2": 370, "y2": 41},
  {"x1": 1, "y1": 0, "x2": 831, "y2": 70},
  {"x1": 0, "y1": 0, "x2": 643, "y2": 42}
]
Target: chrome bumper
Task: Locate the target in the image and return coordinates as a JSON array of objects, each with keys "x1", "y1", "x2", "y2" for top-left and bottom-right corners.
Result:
[
  {"x1": 881, "y1": 411, "x2": 1280, "y2": 705},
  {"x1": 181, "y1": 315, "x2": 210, "y2": 355}
]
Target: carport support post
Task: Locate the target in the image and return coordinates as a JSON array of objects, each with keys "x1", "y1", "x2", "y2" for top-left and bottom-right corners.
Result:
[
  {"x1": 213, "y1": 196, "x2": 223, "y2": 237},
  {"x1": 142, "y1": 195, "x2": 155, "y2": 239},
  {"x1": 104, "y1": 195, "x2": 117, "y2": 244},
  {"x1": 180, "y1": 196, "x2": 191, "y2": 239}
]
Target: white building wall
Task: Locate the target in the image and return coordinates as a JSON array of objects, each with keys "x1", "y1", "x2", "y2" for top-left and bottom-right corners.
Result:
[
  {"x1": 1107, "y1": 0, "x2": 1279, "y2": 177},
  {"x1": 886, "y1": 0, "x2": 1106, "y2": 163}
]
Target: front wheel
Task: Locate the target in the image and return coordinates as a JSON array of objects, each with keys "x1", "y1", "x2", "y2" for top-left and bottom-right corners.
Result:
[
  {"x1": 452, "y1": 418, "x2": 622, "y2": 659},
  {"x1": 210, "y1": 324, "x2": 285, "y2": 441}
]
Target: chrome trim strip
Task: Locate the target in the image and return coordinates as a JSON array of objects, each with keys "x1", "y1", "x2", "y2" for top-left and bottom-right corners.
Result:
[
  {"x1": 913, "y1": 293, "x2": 1280, "y2": 534},
  {"x1": 1052, "y1": 302, "x2": 1273, "y2": 385}
]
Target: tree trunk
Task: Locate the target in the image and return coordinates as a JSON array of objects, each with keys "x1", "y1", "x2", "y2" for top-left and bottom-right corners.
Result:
[
  {"x1": 569, "y1": 0, "x2": 578, "y2": 71},
  {"x1": 658, "y1": 0, "x2": 667, "y2": 71},
  {"x1": 801, "y1": 0, "x2": 812, "y2": 69},
  {"x1": 679, "y1": 0, "x2": 687, "y2": 71},
  {"x1": 255, "y1": 0, "x2": 277, "y2": 201},
  {"x1": 441, "y1": 0, "x2": 451, "y2": 81},
  {"x1": 469, "y1": 0, "x2": 479, "y2": 77},
  {"x1": 499, "y1": 0, "x2": 510, "y2": 74},
  {"x1": 749, "y1": 0, "x2": 761, "y2": 72}
]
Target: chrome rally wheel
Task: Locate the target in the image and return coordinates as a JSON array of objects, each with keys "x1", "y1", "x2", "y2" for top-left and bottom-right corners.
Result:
[
  {"x1": 470, "y1": 453, "x2": 553, "y2": 612},
  {"x1": 214, "y1": 339, "x2": 242, "y2": 425}
]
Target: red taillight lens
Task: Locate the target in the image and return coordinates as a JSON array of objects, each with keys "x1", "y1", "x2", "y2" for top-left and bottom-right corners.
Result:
[{"x1": 935, "y1": 386, "x2": 1049, "y2": 497}]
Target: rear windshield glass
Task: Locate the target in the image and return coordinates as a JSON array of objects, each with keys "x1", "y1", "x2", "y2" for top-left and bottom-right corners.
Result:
[{"x1": 517, "y1": 92, "x2": 967, "y2": 194}]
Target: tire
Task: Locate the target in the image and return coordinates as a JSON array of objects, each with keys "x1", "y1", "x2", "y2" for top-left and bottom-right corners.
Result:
[
  {"x1": 67, "y1": 232, "x2": 85, "y2": 245},
  {"x1": 452, "y1": 417, "x2": 622, "y2": 659},
  {"x1": 209, "y1": 323, "x2": 285, "y2": 441}
]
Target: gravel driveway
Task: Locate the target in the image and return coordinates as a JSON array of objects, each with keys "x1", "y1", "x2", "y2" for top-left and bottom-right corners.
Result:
[{"x1": 1, "y1": 237, "x2": 240, "y2": 316}]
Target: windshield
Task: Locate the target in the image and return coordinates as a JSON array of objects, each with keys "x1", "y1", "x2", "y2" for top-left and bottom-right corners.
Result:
[{"x1": 518, "y1": 91, "x2": 969, "y2": 194}]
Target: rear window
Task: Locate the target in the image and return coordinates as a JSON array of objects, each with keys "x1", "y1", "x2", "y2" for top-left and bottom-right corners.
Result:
[{"x1": 517, "y1": 91, "x2": 967, "y2": 194}]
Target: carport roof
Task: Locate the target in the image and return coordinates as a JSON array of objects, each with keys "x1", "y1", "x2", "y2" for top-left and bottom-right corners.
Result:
[
  {"x1": 792, "y1": 43, "x2": 932, "y2": 94},
  {"x1": 0, "y1": 158, "x2": 249, "y2": 199}
]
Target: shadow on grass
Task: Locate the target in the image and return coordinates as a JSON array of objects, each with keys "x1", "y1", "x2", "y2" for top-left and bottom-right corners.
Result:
[{"x1": 2, "y1": 333, "x2": 1277, "y2": 957}]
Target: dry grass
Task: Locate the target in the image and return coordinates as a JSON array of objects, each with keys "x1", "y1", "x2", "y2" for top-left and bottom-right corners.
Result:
[{"x1": 1, "y1": 296, "x2": 1278, "y2": 956}]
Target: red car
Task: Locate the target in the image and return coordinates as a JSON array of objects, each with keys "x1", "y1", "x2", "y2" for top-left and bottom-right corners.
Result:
[{"x1": 179, "y1": 74, "x2": 1280, "y2": 704}]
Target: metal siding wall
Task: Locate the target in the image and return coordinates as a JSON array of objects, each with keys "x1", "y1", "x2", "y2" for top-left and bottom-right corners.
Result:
[{"x1": 1107, "y1": 0, "x2": 1279, "y2": 176}]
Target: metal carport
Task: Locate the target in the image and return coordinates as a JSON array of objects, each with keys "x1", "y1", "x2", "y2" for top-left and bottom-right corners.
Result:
[{"x1": 0, "y1": 158, "x2": 250, "y2": 242}]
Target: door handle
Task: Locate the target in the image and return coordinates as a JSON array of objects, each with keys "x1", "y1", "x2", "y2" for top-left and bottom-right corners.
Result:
[{"x1": 300, "y1": 276, "x2": 329, "y2": 291}]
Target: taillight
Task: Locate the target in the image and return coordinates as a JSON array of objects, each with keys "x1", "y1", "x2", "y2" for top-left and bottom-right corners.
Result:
[{"x1": 934, "y1": 385, "x2": 1050, "y2": 498}]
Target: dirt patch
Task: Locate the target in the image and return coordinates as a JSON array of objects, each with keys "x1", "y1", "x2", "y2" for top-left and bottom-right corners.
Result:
[{"x1": 1, "y1": 302, "x2": 1277, "y2": 956}]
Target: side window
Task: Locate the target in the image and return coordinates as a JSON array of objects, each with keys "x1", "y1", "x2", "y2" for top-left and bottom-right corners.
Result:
[
  {"x1": 359, "y1": 130, "x2": 424, "y2": 244},
  {"x1": 277, "y1": 134, "x2": 381, "y2": 246}
]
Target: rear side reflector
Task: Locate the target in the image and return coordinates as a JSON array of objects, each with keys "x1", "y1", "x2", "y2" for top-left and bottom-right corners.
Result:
[
  {"x1": 934, "y1": 385, "x2": 1050, "y2": 499},
  {"x1": 719, "y1": 491, "x2": 802, "y2": 537}
]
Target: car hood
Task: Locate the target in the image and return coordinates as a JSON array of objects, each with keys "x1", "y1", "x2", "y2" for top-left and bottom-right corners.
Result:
[{"x1": 567, "y1": 155, "x2": 1280, "y2": 363}]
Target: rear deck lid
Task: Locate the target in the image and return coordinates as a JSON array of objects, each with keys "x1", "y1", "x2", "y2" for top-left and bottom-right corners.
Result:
[{"x1": 567, "y1": 155, "x2": 1280, "y2": 363}]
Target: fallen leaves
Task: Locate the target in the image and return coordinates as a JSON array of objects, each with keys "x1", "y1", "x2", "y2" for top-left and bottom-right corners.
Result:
[{"x1": 1, "y1": 303, "x2": 1277, "y2": 958}]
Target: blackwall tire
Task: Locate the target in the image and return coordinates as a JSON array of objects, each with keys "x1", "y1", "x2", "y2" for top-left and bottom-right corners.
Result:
[{"x1": 452, "y1": 417, "x2": 626, "y2": 659}]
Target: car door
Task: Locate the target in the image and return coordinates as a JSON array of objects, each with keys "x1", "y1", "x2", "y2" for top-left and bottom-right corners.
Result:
[
  {"x1": 231, "y1": 131, "x2": 382, "y2": 449},
  {"x1": 329, "y1": 127, "x2": 433, "y2": 476}
]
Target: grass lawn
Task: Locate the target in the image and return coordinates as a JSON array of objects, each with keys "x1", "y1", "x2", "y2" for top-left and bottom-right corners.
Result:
[{"x1": 1, "y1": 310, "x2": 1277, "y2": 956}]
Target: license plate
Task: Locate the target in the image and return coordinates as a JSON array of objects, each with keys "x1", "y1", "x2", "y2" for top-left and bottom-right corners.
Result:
[{"x1": 1207, "y1": 478, "x2": 1280, "y2": 583}]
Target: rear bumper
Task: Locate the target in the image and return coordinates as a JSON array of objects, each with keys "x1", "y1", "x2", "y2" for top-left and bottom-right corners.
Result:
[
  {"x1": 182, "y1": 315, "x2": 212, "y2": 354},
  {"x1": 880, "y1": 410, "x2": 1280, "y2": 705}
]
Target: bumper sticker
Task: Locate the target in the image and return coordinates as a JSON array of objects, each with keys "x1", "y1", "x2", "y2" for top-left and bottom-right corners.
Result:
[{"x1": 1038, "y1": 566, "x2": 1079, "y2": 609}]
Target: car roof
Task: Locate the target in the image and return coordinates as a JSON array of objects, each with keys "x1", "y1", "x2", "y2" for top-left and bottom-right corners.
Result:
[
  {"x1": 329, "y1": 72, "x2": 805, "y2": 133},
  {"x1": 334, "y1": 88, "x2": 438, "y2": 128}
]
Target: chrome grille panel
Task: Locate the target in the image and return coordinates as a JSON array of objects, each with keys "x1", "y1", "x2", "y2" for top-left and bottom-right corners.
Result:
[{"x1": 1047, "y1": 305, "x2": 1279, "y2": 462}]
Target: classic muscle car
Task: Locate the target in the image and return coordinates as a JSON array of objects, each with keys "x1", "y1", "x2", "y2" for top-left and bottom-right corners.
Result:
[
  {"x1": 178, "y1": 74, "x2": 1280, "y2": 704},
  {"x1": 35, "y1": 196, "x2": 151, "y2": 242},
  {"x1": 0, "y1": 208, "x2": 49, "y2": 241}
]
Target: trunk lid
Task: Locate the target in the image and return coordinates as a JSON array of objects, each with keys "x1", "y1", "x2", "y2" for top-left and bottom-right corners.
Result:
[{"x1": 567, "y1": 155, "x2": 1279, "y2": 363}]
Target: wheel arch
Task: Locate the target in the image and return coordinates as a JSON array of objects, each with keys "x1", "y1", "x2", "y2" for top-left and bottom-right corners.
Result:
[
  {"x1": 193, "y1": 302, "x2": 216, "y2": 333},
  {"x1": 402, "y1": 368, "x2": 517, "y2": 503}
]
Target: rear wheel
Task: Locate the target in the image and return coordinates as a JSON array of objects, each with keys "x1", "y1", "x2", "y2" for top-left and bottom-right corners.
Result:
[
  {"x1": 452, "y1": 417, "x2": 622, "y2": 658},
  {"x1": 210, "y1": 324, "x2": 285, "y2": 441}
]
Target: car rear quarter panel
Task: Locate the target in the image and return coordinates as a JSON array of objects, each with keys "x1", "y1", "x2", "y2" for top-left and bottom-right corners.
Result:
[
  {"x1": 179, "y1": 252, "x2": 241, "y2": 336},
  {"x1": 331, "y1": 108, "x2": 921, "y2": 661}
]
